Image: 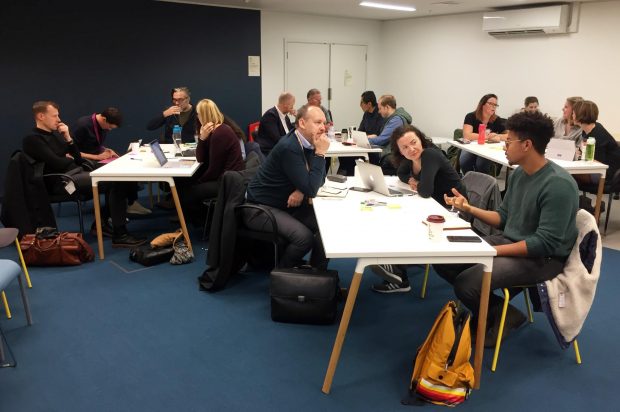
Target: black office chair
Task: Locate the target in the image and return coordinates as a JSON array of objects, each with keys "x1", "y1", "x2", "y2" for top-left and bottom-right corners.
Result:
[
  {"x1": 235, "y1": 203, "x2": 286, "y2": 270},
  {"x1": 578, "y1": 168, "x2": 620, "y2": 235},
  {"x1": 43, "y1": 166, "x2": 94, "y2": 234}
]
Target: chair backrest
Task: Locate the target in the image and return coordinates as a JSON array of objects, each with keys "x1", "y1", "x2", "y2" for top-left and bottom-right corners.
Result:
[
  {"x1": 453, "y1": 128, "x2": 463, "y2": 141},
  {"x1": 461, "y1": 171, "x2": 502, "y2": 236},
  {"x1": 247, "y1": 121, "x2": 260, "y2": 142}
]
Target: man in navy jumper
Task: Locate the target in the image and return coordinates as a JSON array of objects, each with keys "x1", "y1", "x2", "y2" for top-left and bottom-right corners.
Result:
[{"x1": 245, "y1": 105, "x2": 330, "y2": 269}]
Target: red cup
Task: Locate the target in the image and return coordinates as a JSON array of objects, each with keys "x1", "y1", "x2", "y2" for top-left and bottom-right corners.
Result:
[{"x1": 478, "y1": 124, "x2": 486, "y2": 144}]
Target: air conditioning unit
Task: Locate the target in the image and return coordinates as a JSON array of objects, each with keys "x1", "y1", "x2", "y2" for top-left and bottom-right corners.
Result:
[{"x1": 482, "y1": 5, "x2": 570, "y2": 36}]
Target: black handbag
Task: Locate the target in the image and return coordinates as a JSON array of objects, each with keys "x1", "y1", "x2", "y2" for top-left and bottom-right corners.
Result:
[
  {"x1": 129, "y1": 244, "x2": 174, "y2": 266},
  {"x1": 270, "y1": 267, "x2": 340, "y2": 325}
]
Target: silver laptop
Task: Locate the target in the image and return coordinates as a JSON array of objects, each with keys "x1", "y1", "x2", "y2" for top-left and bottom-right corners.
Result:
[
  {"x1": 172, "y1": 138, "x2": 196, "y2": 157},
  {"x1": 546, "y1": 138, "x2": 576, "y2": 161},
  {"x1": 150, "y1": 140, "x2": 194, "y2": 168},
  {"x1": 352, "y1": 130, "x2": 382, "y2": 149},
  {"x1": 355, "y1": 160, "x2": 414, "y2": 197}
]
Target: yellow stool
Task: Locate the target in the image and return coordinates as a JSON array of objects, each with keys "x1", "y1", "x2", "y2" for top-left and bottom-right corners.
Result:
[{"x1": 491, "y1": 287, "x2": 582, "y2": 372}]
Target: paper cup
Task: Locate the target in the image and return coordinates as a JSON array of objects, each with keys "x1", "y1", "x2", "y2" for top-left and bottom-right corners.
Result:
[
  {"x1": 130, "y1": 142, "x2": 140, "y2": 154},
  {"x1": 427, "y1": 214, "x2": 446, "y2": 241}
]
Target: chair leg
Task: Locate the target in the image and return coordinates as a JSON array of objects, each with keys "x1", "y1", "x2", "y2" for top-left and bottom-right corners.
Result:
[
  {"x1": 491, "y1": 288, "x2": 510, "y2": 372},
  {"x1": 77, "y1": 200, "x2": 85, "y2": 234},
  {"x1": 16, "y1": 275, "x2": 32, "y2": 326},
  {"x1": 15, "y1": 239, "x2": 32, "y2": 288},
  {"x1": 272, "y1": 241, "x2": 279, "y2": 269},
  {"x1": 524, "y1": 288, "x2": 534, "y2": 323},
  {"x1": 420, "y1": 264, "x2": 430, "y2": 299},
  {"x1": 604, "y1": 192, "x2": 612, "y2": 236},
  {"x1": 202, "y1": 200, "x2": 216, "y2": 241},
  {"x1": 1, "y1": 291, "x2": 11, "y2": 319},
  {"x1": 573, "y1": 339, "x2": 582, "y2": 364}
]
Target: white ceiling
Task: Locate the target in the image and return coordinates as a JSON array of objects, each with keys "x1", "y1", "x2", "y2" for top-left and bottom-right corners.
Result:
[{"x1": 162, "y1": 0, "x2": 598, "y2": 21}]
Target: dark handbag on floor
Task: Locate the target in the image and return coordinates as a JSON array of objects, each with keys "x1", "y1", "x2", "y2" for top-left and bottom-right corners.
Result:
[
  {"x1": 129, "y1": 244, "x2": 174, "y2": 266},
  {"x1": 19, "y1": 228, "x2": 94, "y2": 266},
  {"x1": 270, "y1": 267, "x2": 340, "y2": 325}
]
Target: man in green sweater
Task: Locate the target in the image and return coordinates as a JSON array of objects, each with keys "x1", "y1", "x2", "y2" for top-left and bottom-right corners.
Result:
[{"x1": 435, "y1": 111, "x2": 578, "y2": 347}]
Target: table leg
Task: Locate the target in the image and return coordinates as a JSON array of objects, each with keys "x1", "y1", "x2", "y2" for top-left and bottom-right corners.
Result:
[
  {"x1": 92, "y1": 184, "x2": 104, "y2": 259},
  {"x1": 322, "y1": 271, "x2": 363, "y2": 394},
  {"x1": 473, "y1": 269, "x2": 491, "y2": 389},
  {"x1": 170, "y1": 185, "x2": 193, "y2": 253},
  {"x1": 593, "y1": 176, "x2": 606, "y2": 223}
]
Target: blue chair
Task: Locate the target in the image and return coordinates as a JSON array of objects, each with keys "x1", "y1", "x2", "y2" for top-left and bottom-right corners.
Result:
[{"x1": 0, "y1": 228, "x2": 33, "y2": 367}]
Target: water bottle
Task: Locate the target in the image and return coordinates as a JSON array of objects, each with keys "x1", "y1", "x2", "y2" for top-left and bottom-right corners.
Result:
[
  {"x1": 584, "y1": 137, "x2": 596, "y2": 162},
  {"x1": 328, "y1": 125, "x2": 335, "y2": 141},
  {"x1": 172, "y1": 125, "x2": 182, "y2": 154},
  {"x1": 478, "y1": 124, "x2": 486, "y2": 145}
]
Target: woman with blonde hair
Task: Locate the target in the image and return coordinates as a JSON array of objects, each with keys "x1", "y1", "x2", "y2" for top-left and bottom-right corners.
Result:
[
  {"x1": 177, "y1": 98, "x2": 244, "y2": 222},
  {"x1": 554, "y1": 96, "x2": 583, "y2": 142}
]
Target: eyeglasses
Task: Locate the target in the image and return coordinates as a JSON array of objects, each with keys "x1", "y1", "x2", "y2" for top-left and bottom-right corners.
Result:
[
  {"x1": 486, "y1": 102, "x2": 499, "y2": 108},
  {"x1": 172, "y1": 97, "x2": 188, "y2": 103}
]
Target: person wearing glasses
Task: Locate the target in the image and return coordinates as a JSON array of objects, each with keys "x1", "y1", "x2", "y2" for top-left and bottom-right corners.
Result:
[
  {"x1": 459, "y1": 93, "x2": 507, "y2": 175},
  {"x1": 147, "y1": 86, "x2": 197, "y2": 143},
  {"x1": 371, "y1": 124, "x2": 466, "y2": 294},
  {"x1": 435, "y1": 111, "x2": 578, "y2": 347}
]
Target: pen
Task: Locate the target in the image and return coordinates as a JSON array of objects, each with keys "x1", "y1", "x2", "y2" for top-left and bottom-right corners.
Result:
[{"x1": 130, "y1": 158, "x2": 142, "y2": 161}]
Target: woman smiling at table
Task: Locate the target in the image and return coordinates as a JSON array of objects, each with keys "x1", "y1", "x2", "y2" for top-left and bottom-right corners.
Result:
[
  {"x1": 370, "y1": 125, "x2": 465, "y2": 294},
  {"x1": 393, "y1": 125, "x2": 465, "y2": 207},
  {"x1": 459, "y1": 93, "x2": 507, "y2": 175}
]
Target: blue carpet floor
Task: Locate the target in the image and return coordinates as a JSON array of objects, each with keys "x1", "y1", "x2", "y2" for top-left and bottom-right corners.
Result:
[{"x1": 0, "y1": 199, "x2": 618, "y2": 411}]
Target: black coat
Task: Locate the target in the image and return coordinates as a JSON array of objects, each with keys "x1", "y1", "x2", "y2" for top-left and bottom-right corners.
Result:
[
  {"x1": 1, "y1": 151, "x2": 56, "y2": 236},
  {"x1": 198, "y1": 153, "x2": 262, "y2": 292}
]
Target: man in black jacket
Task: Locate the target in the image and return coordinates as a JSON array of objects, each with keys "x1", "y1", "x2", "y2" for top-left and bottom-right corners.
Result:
[
  {"x1": 23, "y1": 101, "x2": 145, "y2": 247},
  {"x1": 146, "y1": 86, "x2": 197, "y2": 143},
  {"x1": 255, "y1": 92, "x2": 295, "y2": 155}
]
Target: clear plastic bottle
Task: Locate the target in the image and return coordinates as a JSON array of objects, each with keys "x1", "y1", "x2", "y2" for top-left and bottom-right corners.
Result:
[
  {"x1": 584, "y1": 137, "x2": 596, "y2": 162},
  {"x1": 327, "y1": 125, "x2": 335, "y2": 141},
  {"x1": 172, "y1": 125, "x2": 182, "y2": 154}
]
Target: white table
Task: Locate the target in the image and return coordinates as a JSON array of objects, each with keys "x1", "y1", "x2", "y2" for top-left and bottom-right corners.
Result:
[
  {"x1": 315, "y1": 180, "x2": 497, "y2": 393},
  {"x1": 450, "y1": 141, "x2": 609, "y2": 222},
  {"x1": 89, "y1": 144, "x2": 201, "y2": 259},
  {"x1": 325, "y1": 140, "x2": 383, "y2": 160}
]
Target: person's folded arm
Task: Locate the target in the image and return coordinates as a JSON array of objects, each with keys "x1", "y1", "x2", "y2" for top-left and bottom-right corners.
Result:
[
  {"x1": 146, "y1": 114, "x2": 166, "y2": 131},
  {"x1": 368, "y1": 117, "x2": 402, "y2": 146},
  {"x1": 282, "y1": 148, "x2": 326, "y2": 198}
]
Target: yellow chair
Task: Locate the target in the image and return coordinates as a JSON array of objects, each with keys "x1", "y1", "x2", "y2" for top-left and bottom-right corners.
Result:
[
  {"x1": 491, "y1": 286, "x2": 581, "y2": 372},
  {"x1": 1, "y1": 228, "x2": 32, "y2": 320}
]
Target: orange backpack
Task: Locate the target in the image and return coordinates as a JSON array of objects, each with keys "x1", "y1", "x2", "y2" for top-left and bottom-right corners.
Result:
[{"x1": 404, "y1": 301, "x2": 475, "y2": 407}]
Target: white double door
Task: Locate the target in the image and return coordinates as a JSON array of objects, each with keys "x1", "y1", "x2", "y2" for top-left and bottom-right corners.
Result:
[{"x1": 285, "y1": 41, "x2": 367, "y2": 132}]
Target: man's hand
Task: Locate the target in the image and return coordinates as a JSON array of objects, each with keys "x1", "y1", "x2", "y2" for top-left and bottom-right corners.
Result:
[
  {"x1": 314, "y1": 132, "x2": 330, "y2": 155},
  {"x1": 163, "y1": 105, "x2": 181, "y2": 118},
  {"x1": 200, "y1": 122, "x2": 216, "y2": 140},
  {"x1": 444, "y1": 188, "x2": 471, "y2": 213},
  {"x1": 287, "y1": 189, "x2": 304, "y2": 208},
  {"x1": 57, "y1": 122, "x2": 71, "y2": 141}
]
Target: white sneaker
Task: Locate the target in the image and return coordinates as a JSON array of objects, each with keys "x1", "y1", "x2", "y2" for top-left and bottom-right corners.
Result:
[{"x1": 127, "y1": 201, "x2": 152, "y2": 215}]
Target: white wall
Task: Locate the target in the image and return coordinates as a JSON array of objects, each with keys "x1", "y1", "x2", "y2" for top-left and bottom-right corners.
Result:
[
  {"x1": 260, "y1": 11, "x2": 383, "y2": 116},
  {"x1": 380, "y1": 0, "x2": 620, "y2": 138}
]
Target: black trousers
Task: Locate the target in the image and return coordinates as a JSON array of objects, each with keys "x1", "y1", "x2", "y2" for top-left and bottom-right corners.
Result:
[
  {"x1": 70, "y1": 172, "x2": 131, "y2": 234},
  {"x1": 242, "y1": 202, "x2": 328, "y2": 270},
  {"x1": 433, "y1": 234, "x2": 566, "y2": 317}
]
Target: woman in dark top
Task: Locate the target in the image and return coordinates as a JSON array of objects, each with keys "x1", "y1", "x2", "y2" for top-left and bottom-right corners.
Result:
[
  {"x1": 393, "y1": 125, "x2": 465, "y2": 207},
  {"x1": 371, "y1": 124, "x2": 466, "y2": 294},
  {"x1": 459, "y1": 93, "x2": 507, "y2": 175},
  {"x1": 177, "y1": 98, "x2": 244, "y2": 222},
  {"x1": 572, "y1": 100, "x2": 620, "y2": 184}
]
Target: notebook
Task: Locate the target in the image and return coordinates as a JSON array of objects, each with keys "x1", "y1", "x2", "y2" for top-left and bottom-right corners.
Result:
[
  {"x1": 546, "y1": 138, "x2": 576, "y2": 161},
  {"x1": 355, "y1": 160, "x2": 414, "y2": 197},
  {"x1": 150, "y1": 140, "x2": 195, "y2": 168}
]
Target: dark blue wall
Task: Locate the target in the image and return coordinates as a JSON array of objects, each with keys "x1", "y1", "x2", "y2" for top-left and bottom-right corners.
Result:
[{"x1": 0, "y1": 0, "x2": 261, "y2": 197}]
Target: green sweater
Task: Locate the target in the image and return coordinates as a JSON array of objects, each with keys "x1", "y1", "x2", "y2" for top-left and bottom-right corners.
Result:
[{"x1": 498, "y1": 161, "x2": 578, "y2": 258}]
